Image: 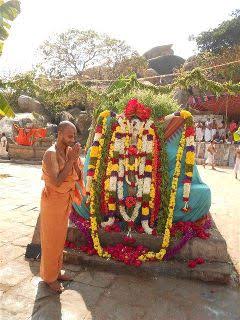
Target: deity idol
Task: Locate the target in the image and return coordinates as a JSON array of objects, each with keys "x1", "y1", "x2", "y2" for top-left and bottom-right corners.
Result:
[{"x1": 73, "y1": 99, "x2": 211, "y2": 235}]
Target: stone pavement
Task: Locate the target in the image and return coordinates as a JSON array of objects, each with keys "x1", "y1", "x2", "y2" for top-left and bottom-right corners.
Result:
[{"x1": 0, "y1": 163, "x2": 239, "y2": 320}]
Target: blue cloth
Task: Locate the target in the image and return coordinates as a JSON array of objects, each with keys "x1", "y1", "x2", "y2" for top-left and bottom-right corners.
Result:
[
  {"x1": 167, "y1": 130, "x2": 211, "y2": 222},
  {"x1": 74, "y1": 127, "x2": 211, "y2": 223}
]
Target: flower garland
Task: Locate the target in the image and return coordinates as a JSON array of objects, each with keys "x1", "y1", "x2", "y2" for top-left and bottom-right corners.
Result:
[
  {"x1": 69, "y1": 210, "x2": 93, "y2": 247},
  {"x1": 104, "y1": 121, "x2": 120, "y2": 217},
  {"x1": 177, "y1": 110, "x2": 195, "y2": 212},
  {"x1": 86, "y1": 100, "x2": 196, "y2": 264},
  {"x1": 154, "y1": 122, "x2": 170, "y2": 233},
  {"x1": 116, "y1": 116, "x2": 156, "y2": 224},
  {"x1": 138, "y1": 125, "x2": 186, "y2": 262},
  {"x1": 88, "y1": 110, "x2": 111, "y2": 258},
  {"x1": 164, "y1": 218, "x2": 211, "y2": 260},
  {"x1": 65, "y1": 217, "x2": 211, "y2": 266},
  {"x1": 141, "y1": 124, "x2": 155, "y2": 222},
  {"x1": 117, "y1": 116, "x2": 144, "y2": 223},
  {"x1": 149, "y1": 125, "x2": 162, "y2": 228}
]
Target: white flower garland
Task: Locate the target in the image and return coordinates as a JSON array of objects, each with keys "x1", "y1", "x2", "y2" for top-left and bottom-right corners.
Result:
[{"x1": 116, "y1": 117, "x2": 154, "y2": 223}]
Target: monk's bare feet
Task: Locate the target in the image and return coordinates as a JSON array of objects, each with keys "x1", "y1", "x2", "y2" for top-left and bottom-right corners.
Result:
[
  {"x1": 47, "y1": 280, "x2": 64, "y2": 293},
  {"x1": 58, "y1": 270, "x2": 73, "y2": 281}
]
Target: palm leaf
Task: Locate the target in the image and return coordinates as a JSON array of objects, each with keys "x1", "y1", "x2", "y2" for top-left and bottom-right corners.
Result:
[
  {"x1": 0, "y1": 92, "x2": 14, "y2": 117},
  {"x1": 0, "y1": 0, "x2": 20, "y2": 21},
  {"x1": 0, "y1": 0, "x2": 20, "y2": 55}
]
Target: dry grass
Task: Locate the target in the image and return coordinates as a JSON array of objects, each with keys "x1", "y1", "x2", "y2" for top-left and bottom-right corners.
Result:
[{"x1": 0, "y1": 174, "x2": 11, "y2": 179}]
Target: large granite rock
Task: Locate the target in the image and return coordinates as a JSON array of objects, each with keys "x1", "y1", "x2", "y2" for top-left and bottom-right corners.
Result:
[
  {"x1": 18, "y1": 95, "x2": 43, "y2": 113},
  {"x1": 143, "y1": 44, "x2": 174, "y2": 60},
  {"x1": 75, "y1": 112, "x2": 92, "y2": 144},
  {"x1": 59, "y1": 111, "x2": 74, "y2": 122},
  {"x1": 148, "y1": 55, "x2": 185, "y2": 75},
  {"x1": 143, "y1": 68, "x2": 160, "y2": 85}
]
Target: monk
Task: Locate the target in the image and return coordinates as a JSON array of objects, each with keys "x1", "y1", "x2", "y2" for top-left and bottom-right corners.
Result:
[{"x1": 40, "y1": 121, "x2": 84, "y2": 293}]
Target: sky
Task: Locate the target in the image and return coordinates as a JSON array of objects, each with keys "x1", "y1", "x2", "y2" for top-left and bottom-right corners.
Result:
[{"x1": 0, "y1": 0, "x2": 239, "y2": 76}]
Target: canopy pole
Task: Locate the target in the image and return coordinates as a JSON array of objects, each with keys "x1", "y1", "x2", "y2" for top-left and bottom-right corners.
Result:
[{"x1": 225, "y1": 96, "x2": 229, "y2": 128}]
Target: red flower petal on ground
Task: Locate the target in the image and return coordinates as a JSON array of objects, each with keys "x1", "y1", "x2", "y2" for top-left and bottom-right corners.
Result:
[
  {"x1": 188, "y1": 260, "x2": 197, "y2": 268},
  {"x1": 195, "y1": 258, "x2": 205, "y2": 264},
  {"x1": 123, "y1": 236, "x2": 136, "y2": 244}
]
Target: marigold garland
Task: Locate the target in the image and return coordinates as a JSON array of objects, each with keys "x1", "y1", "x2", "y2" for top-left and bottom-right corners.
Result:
[
  {"x1": 138, "y1": 125, "x2": 186, "y2": 261},
  {"x1": 179, "y1": 110, "x2": 195, "y2": 212}
]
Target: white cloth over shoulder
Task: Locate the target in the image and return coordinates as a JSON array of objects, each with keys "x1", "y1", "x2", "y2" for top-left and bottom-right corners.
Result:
[
  {"x1": 204, "y1": 128, "x2": 212, "y2": 142},
  {"x1": 196, "y1": 127, "x2": 203, "y2": 142},
  {"x1": 234, "y1": 158, "x2": 240, "y2": 174},
  {"x1": 205, "y1": 152, "x2": 214, "y2": 165},
  {"x1": 0, "y1": 136, "x2": 8, "y2": 157}
]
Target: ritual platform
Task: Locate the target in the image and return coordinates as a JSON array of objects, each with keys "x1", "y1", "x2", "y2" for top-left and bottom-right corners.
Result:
[{"x1": 63, "y1": 222, "x2": 236, "y2": 285}]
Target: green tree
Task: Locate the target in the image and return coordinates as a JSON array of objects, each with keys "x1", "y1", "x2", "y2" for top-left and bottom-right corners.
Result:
[
  {"x1": 36, "y1": 29, "x2": 140, "y2": 78},
  {"x1": 0, "y1": 0, "x2": 20, "y2": 117},
  {"x1": 182, "y1": 45, "x2": 240, "y2": 83},
  {"x1": 82, "y1": 54, "x2": 148, "y2": 80},
  {"x1": 193, "y1": 10, "x2": 240, "y2": 53}
]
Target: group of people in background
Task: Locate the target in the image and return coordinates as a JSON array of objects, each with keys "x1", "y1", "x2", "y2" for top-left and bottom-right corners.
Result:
[
  {"x1": 194, "y1": 118, "x2": 240, "y2": 178},
  {"x1": 195, "y1": 119, "x2": 240, "y2": 144}
]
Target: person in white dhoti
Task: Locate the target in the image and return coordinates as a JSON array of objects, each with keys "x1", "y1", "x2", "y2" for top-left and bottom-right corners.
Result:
[
  {"x1": 218, "y1": 121, "x2": 226, "y2": 142},
  {"x1": 234, "y1": 146, "x2": 240, "y2": 179},
  {"x1": 195, "y1": 121, "x2": 203, "y2": 142},
  {"x1": 212, "y1": 120, "x2": 217, "y2": 139},
  {"x1": 0, "y1": 133, "x2": 8, "y2": 158},
  {"x1": 203, "y1": 140, "x2": 216, "y2": 170},
  {"x1": 204, "y1": 119, "x2": 212, "y2": 142}
]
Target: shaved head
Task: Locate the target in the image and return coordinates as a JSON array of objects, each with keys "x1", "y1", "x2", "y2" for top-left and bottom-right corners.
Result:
[
  {"x1": 57, "y1": 121, "x2": 77, "y2": 147},
  {"x1": 58, "y1": 121, "x2": 76, "y2": 133}
]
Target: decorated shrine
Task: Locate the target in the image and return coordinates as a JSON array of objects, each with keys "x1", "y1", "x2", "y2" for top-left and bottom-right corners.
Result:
[{"x1": 66, "y1": 98, "x2": 212, "y2": 266}]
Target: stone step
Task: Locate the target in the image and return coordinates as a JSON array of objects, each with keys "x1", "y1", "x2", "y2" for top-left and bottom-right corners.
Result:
[
  {"x1": 63, "y1": 248, "x2": 234, "y2": 285},
  {"x1": 66, "y1": 225, "x2": 230, "y2": 263}
]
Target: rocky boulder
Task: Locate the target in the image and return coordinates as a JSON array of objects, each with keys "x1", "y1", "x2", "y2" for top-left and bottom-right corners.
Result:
[
  {"x1": 18, "y1": 95, "x2": 43, "y2": 114},
  {"x1": 143, "y1": 45, "x2": 174, "y2": 60},
  {"x1": 143, "y1": 68, "x2": 160, "y2": 85},
  {"x1": 59, "y1": 111, "x2": 74, "y2": 122},
  {"x1": 148, "y1": 55, "x2": 185, "y2": 75},
  {"x1": 67, "y1": 107, "x2": 84, "y2": 118},
  {"x1": 75, "y1": 112, "x2": 92, "y2": 145}
]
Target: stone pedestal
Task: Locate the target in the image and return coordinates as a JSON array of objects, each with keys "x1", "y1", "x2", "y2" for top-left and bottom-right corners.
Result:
[
  {"x1": 63, "y1": 223, "x2": 235, "y2": 284},
  {"x1": 8, "y1": 139, "x2": 53, "y2": 161}
]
